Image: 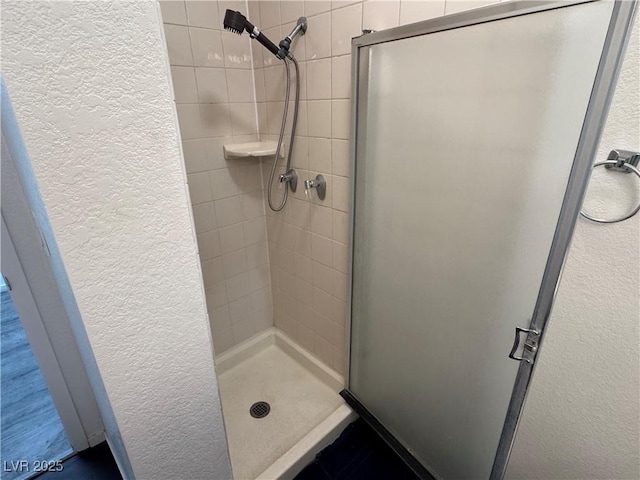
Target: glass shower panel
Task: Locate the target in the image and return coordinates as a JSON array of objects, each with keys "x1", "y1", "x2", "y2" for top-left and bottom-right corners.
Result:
[{"x1": 349, "y1": 2, "x2": 614, "y2": 479}]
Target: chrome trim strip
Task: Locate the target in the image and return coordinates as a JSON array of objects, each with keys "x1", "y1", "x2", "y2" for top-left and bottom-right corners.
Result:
[{"x1": 345, "y1": 43, "x2": 369, "y2": 387}]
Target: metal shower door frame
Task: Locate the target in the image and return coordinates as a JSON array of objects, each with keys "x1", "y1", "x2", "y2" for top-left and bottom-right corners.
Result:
[{"x1": 342, "y1": 1, "x2": 637, "y2": 479}]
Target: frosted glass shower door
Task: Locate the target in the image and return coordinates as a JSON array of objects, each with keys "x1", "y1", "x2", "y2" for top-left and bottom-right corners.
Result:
[{"x1": 345, "y1": 2, "x2": 635, "y2": 479}]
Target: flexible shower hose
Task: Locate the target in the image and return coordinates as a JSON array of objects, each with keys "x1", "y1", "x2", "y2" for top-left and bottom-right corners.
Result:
[{"x1": 267, "y1": 55, "x2": 300, "y2": 212}]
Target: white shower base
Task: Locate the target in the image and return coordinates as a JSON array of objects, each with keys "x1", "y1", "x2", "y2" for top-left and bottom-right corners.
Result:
[{"x1": 216, "y1": 328, "x2": 356, "y2": 480}]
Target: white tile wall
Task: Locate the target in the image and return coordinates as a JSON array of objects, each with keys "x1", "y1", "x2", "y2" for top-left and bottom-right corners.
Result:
[
  {"x1": 444, "y1": 0, "x2": 496, "y2": 15},
  {"x1": 189, "y1": 27, "x2": 225, "y2": 67},
  {"x1": 195, "y1": 68, "x2": 229, "y2": 103},
  {"x1": 161, "y1": 1, "x2": 188, "y2": 25},
  {"x1": 331, "y1": 55, "x2": 351, "y2": 99},
  {"x1": 165, "y1": 24, "x2": 194, "y2": 65},
  {"x1": 305, "y1": 1, "x2": 332, "y2": 17},
  {"x1": 259, "y1": 1, "x2": 282, "y2": 29},
  {"x1": 363, "y1": 1, "x2": 400, "y2": 31},
  {"x1": 161, "y1": 0, "x2": 272, "y2": 356},
  {"x1": 305, "y1": 12, "x2": 332, "y2": 59},
  {"x1": 185, "y1": 1, "x2": 221, "y2": 28},
  {"x1": 171, "y1": 66, "x2": 199, "y2": 103},
  {"x1": 306, "y1": 59, "x2": 332, "y2": 99},
  {"x1": 331, "y1": 3, "x2": 362, "y2": 56},
  {"x1": 163, "y1": 0, "x2": 504, "y2": 367},
  {"x1": 281, "y1": 1, "x2": 304, "y2": 24},
  {"x1": 399, "y1": 0, "x2": 445, "y2": 25},
  {"x1": 221, "y1": 32, "x2": 255, "y2": 68},
  {"x1": 226, "y1": 69, "x2": 255, "y2": 102},
  {"x1": 307, "y1": 100, "x2": 332, "y2": 137}
]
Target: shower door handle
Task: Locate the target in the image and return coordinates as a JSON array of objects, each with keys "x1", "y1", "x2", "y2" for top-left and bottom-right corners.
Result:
[{"x1": 508, "y1": 326, "x2": 540, "y2": 363}]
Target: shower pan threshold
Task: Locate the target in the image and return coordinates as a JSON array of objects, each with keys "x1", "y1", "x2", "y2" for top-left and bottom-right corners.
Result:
[{"x1": 216, "y1": 327, "x2": 356, "y2": 480}]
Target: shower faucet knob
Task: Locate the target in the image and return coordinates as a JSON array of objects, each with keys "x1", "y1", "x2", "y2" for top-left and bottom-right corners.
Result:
[
  {"x1": 304, "y1": 174, "x2": 326, "y2": 201},
  {"x1": 279, "y1": 169, "x2": 298, "y2": 192}
]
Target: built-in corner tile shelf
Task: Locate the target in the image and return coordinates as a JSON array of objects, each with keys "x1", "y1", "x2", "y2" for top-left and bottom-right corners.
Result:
[{"x1": 223, "y1": 141, "x2": 283, "y2": 160}]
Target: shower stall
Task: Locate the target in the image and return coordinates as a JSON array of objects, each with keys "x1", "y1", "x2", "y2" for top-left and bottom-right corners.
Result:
[
  {"x1": 160, "y1": 0, "x2": 634, "y2": 478},
  {"x1": 162, "y1": 1, "x2": 356, "y2": 478}
]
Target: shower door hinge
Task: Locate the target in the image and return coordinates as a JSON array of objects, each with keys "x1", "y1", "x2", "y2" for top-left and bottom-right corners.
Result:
[{"x1": 508, "y1": 324, "x2": 540, "y2": 364}]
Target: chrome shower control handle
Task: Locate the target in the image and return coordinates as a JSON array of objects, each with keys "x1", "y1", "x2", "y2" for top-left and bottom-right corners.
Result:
[
  {"x1": 279, "y1": 169, "x2": 298, "y2": 192},
  {"x1": 304, "y1": 174, "x2": 326, "y2": 201}
]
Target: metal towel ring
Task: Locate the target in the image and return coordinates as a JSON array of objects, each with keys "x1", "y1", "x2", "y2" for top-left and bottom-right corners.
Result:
[{"x1": 580, "y1": 160, "x2": 640, "y2": 224}]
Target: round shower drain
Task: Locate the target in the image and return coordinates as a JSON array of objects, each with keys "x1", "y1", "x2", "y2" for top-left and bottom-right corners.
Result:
[{"x1": 250, "y1": 401, "x2": 271, "y2": 419}]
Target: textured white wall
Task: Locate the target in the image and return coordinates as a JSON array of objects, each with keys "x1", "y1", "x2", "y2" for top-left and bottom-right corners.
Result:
[
  {"x1": 506, "y1": 13, "x2": 640, "y2": 480},
  {"x1": 1, "y1": 2, "x2": 232, "y2": 479}
]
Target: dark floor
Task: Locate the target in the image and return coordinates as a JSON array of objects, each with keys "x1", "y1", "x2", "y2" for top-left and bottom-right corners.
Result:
[
  {"x1": 295, "y1": 419, "x2": 419, "y2": 480},
  {"x1": 1, "y1": 286, "x2": 72, "y2": 480},
  {"x1": 32, "y1": 442, "x2": 121, "y2": 480}
]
